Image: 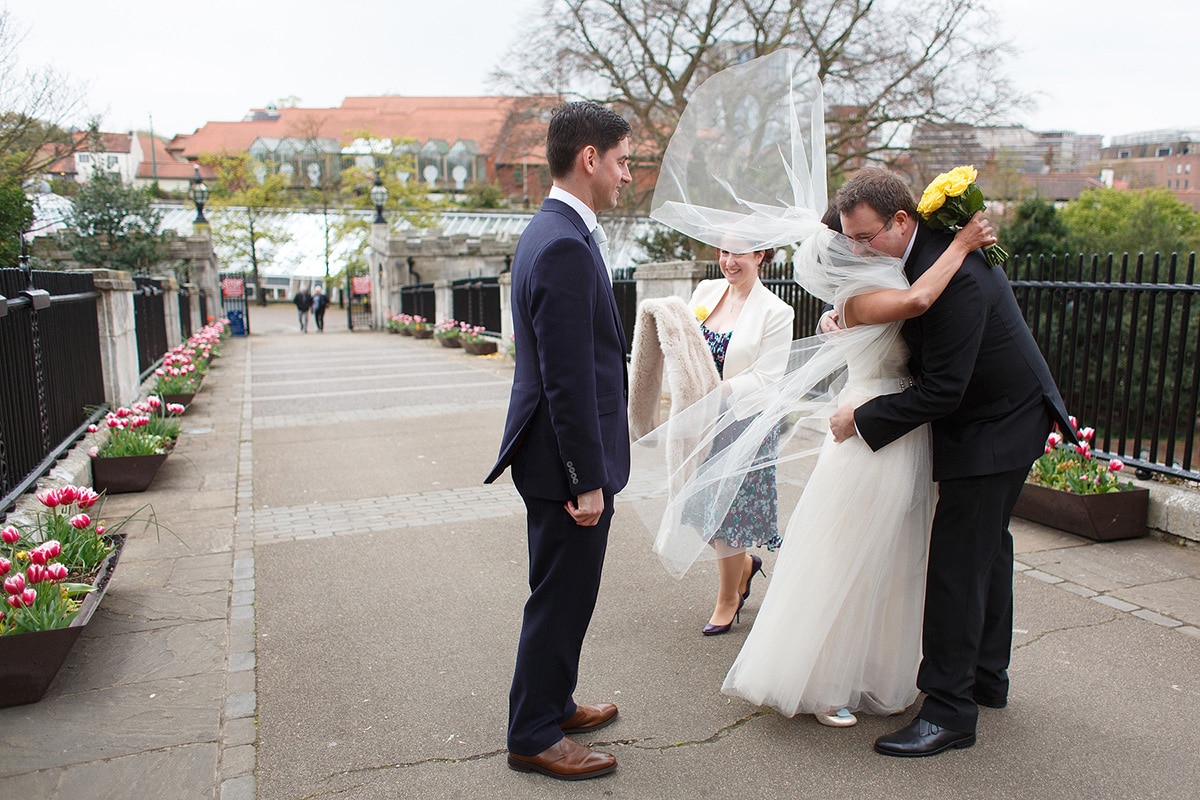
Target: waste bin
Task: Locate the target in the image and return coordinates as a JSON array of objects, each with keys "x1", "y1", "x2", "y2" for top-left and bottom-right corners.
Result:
[{"x1": 228, "y1": 309, "x2": 246, "y2": 336}]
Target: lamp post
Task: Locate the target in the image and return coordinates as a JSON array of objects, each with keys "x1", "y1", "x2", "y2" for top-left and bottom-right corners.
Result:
[
  {"x1": 370, "y1": 172, "x2": 388, "y2": 224},
  {"x1": 189, "y1": 165, "x2": 209, "y2": 224}
]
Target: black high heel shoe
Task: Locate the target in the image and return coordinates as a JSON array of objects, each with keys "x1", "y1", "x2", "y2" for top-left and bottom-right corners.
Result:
[
  {"x1": 702, "y1": 596, "x2": 745, "y2": 636},
  {"x1": 741, "y1": 554, "x2": 766, "y2": 601}
]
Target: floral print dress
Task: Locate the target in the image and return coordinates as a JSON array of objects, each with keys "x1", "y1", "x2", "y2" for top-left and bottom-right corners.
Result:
[{"x1": 685, "y1": 324, "x2": 783, "y2": 551}]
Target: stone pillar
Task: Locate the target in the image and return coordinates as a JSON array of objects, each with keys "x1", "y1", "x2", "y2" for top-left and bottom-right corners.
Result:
[
  {"x1": 370, "y1": 221, "x2": 389, "y2": 328},
  {"x1": 635, "y1": 261, "x2": 711, "y2": 303},
  {"x1": 498, "y1": 271, "x2": 513, "y2": 344},
  {"x1": 86, "y1": 269, "x2": 140, "y2": 407},
  {"x1": 161, "y1": 276, "x2": 182, "y2": 348}
]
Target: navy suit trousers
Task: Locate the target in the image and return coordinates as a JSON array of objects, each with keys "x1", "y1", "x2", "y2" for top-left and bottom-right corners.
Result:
[{"x1": 507, "y1": 491, "x2": 613, "y2": 756}]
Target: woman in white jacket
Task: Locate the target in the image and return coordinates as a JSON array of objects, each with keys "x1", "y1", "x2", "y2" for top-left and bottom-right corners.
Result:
[{"x1": 685, "y1": 246, "x2": 794, "y2": 635}]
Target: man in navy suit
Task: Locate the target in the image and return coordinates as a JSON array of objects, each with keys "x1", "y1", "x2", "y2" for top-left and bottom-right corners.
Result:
[
  {"x1": 829, "y1": 168, "x2": 1073, "y2": 758},
  {"x1": 484, "y1": 102, "x2": 632, "y2": 781}
]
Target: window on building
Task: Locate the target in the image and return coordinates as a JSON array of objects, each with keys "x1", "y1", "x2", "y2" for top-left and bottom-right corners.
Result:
[
  {"x1": 78, "y1": 154, "x2": 90, "y2": 163},
  {"x1": 1178, "y1": 164, "x2": 1184, "y2": 174},
  {"x1": 1187, "y1": 164, "x2": 1193, "y2": 174},
  {"x1": 1119, "y1": 150, "x2": 1131, "y2": 159},
  {"x1": 1157, "y1": 147, "x2": 1172, "y2": 157},
  {"x1": 107, "y1": 155, "x2": 118, "y2": 169}
]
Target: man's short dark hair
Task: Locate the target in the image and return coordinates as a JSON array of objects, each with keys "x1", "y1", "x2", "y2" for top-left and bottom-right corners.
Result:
[
  {"x1": 833, "y1": 167, "x2": 918, "y2": 221},
  {"x1": 545, "y1": 102, "x2": 632, "y2": 179}
]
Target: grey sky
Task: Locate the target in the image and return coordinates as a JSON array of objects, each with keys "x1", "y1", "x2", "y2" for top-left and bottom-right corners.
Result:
[{"x1": 6, "y1": 0, "x2": 1195, "y2": 145}]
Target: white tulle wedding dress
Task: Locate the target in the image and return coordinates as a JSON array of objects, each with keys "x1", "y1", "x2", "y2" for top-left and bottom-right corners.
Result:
[{"x1": 721, "y1": 338, "x2": 935, "y2": 717}]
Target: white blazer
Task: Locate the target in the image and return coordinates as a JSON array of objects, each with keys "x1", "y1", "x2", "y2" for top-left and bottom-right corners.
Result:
[{"x1": 687, "y1": 278, "x2": 795, "y2": 399}]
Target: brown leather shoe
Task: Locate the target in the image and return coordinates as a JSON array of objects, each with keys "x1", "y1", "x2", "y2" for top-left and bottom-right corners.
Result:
[
  {"x1": 507, "y1": 736, "x2": 617, "y2": 780},
  {"x1": 560, "y1": 702, "x2": 618, "y2": 733}
]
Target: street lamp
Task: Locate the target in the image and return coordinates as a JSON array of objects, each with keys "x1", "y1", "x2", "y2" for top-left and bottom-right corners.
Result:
[
  {"x1": 189, "y1": 164, "x2": 209, "y2": 224},
  {"x1": 370, "y1": 172, "x2": 388, "y2": 224}
]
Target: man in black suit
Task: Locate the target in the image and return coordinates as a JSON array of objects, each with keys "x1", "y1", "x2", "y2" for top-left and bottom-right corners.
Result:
[
  {"x1": 829, "y1": 168, "x2": 1073, "y2": 757},
  {"x1": 484, "y1": 102, "x2": 632, "y2": 781}
]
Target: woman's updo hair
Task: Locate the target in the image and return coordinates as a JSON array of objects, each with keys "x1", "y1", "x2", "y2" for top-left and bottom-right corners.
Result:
[{"x1": 758, "y1": 248, "x2": 775, "y2": 267}]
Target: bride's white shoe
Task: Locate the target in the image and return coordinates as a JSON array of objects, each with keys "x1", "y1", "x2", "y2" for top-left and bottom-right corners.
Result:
[{"x1": 815, "y1": 708, "x2": 858, "y2": 727}]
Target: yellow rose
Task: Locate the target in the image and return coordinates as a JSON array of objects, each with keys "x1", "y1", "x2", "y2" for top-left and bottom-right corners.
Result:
[
  {"x1": 943, "y1": 165, "x2": 977, "y2": 197},
  {"x1": 694, "y1": 305, "x2": 710, "y2": 322},
  {"x1": 917, "y1": 183, "x2": 946, "y2": 218}
]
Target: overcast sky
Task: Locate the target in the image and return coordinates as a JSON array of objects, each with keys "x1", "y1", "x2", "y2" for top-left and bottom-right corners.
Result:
[{"x1": 6, "y1": 0, "x2": 1195, "y2": 145}]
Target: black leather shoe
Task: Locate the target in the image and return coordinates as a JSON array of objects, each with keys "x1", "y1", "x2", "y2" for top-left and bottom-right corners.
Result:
[
  {"x1": 874, "y1": 718, "x2": 975, "y2": 758},
  {"x1": 973, "y1": 693, "x2": 1007, "y2": 709}
]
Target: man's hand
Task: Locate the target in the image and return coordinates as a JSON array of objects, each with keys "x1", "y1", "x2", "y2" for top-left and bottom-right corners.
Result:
[
  {"x1": 818, "y1": 309, "x2": 840, "y2": 334},
  {"x1": 565, "y1": 488, "x2": 605, "y2": 526},
  {"x1": 830, "y1": 404, "x2": 858, "y2": 443}
]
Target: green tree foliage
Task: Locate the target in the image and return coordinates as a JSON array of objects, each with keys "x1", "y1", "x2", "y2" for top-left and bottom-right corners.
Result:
[
  {"x1": 1059, "y1": 187, "x2": 1200, "y2": 259},
  {"x1": 69, "y1": 169, "x2": 166, "y2": 271},
  {"x1": 202, "y1": 152, "x2": 291, "y2": 306},
  {"x1": 0, "y1": 177, "x2": 33, "y2": 266},
  {"x1": 1000, "y1": 197, "x2": 1068, "y2": 260},
  {"x1": 634, "y1": 226, "x2": 704, "y2": 263}
]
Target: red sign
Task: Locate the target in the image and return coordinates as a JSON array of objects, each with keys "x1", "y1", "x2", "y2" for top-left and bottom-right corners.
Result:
[
  {"x1": 221, "y1": 278, "x2": 244, "y2": 298},
  {"x1": 351, "y1": 276, "x2": 372, "y2": 295}
]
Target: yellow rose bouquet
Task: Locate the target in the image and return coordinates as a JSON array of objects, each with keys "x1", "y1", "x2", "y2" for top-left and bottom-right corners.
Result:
[{"x1": 916, "y1": 165, "x2": 1010, "y2": 267}]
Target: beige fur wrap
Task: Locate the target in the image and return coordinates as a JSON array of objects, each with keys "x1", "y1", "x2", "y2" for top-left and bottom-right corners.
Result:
[{"x1": 628, "y1": 296, "x2": 721, "y2": 440}]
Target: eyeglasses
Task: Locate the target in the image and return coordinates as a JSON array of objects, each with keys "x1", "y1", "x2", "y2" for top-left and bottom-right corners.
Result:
[{"x1": 854, "y1": 219, "x2": 891, "y2": 245}]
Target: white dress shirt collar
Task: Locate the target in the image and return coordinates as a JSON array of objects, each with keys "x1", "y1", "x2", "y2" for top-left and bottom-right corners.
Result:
[
  {"x1": 902, "y1": 220, "x2": 918, "y2": 263},
  {"x1": 548, "y1": 186, "x2": 598, "y2": 233}
]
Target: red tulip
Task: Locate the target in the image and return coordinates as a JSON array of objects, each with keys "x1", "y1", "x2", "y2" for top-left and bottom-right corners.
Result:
[
  {"x1": 1, "y1": 526, "x2": 19, "y2": 544},
  {"x1": 29, "y1": 547, "x2": 48, "y2": 565},
  {"x1": 95, "y1": 524, "x2": 106, "y2": 536},
  {"x1": 20, "y1": 588, "x2": 36, "y2": 607},
  {"x1": 0, "y1": 557, "x2": 10, "y2": 576},
  {"x1": 58, "y1": 485, "x2": 79, "y2": 503},
  {"x1": 47, "y1": 563, "x2": 68, "y2": 581},
  {"x1": 69, "y1": 513, "x2": 91, "y2": 530},
  {"x1": 1079, "y1": 427, "x2": 1095, "y2": 441},
  {"x1": 1108, "y1": 459, "x2": 1125, "y2": 473},
  {"x1": 26, "y1": 563, "x2": 46, "y2": 583},
  {"x1": 76, "y1": 488, "x2": 100, "y2": 508},
  {"x1": 43, "y1": 540, "x2": 61, "y2": 558},
  {"x1": 6, "y1": 595, "x2": 20, "y2": 609},
  {"x1": 4, "y1": 573, "x2": 26, "y2": 594},
  {"x1": 88, "y1": 424, "x2": 99, "y2": 433},
  {"x1": 36, "y1": 488, "x2": 61, "y2": 507}
]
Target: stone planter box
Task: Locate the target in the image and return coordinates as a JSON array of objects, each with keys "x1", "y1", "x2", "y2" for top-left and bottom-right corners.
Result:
[
  {"x1": 91, "y1": 453, "x2": 169, "y2": 494},
  {"x1": 0, "y1": 534, "x2": 126, "y2": 708},
  {"x1": 463, "y1": 339, "x2": 498, "y2": 356},
  {"x1": 1013, "y1": 482, "x2": 1150, "y2": 541},
  {"x1": 438, "y1": 336, "x2": 463, "y2": 348}
]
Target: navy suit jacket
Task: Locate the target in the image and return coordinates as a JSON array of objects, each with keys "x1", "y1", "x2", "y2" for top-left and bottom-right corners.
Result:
[
  {"x1": 485, "y1": 198, "x2": 631, "y2": 500},
  {"x1": 854, "y1": 224, "x2": 1073, "y2": 481}
]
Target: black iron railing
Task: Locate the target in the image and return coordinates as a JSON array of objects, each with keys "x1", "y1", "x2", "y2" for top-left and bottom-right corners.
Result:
[
  {"x1": 452, "y1": 276, "x2": 501, "y2": 333},
  {"x1": 400, "y1": 283, "x2": 436, "y2": 322},
  {"x1": 133, "y1": 275, "x2": 168, "y2": 379},
  {"x1": 612, "y1": 267, "x2": 637, "y2": 354},
  {"x1": 0, "y1": 268, "x2": 106, "y2": 517},
  {"x1": 1007, "y1": 252, "x2": 1199, "y2": 481},
  {"x1": 179, "y1": 284, "x2": 193, "y2": 339}
]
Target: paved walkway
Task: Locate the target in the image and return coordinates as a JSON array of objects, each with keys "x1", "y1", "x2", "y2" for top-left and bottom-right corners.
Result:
[{"x1": 3, "y1": 303, "x2": 1199, "y2": 799}]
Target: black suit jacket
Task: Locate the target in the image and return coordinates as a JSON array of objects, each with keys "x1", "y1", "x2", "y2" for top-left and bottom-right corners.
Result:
[
  {"x1": 484, "y1": 199, "x2": 630, "y2": 500},
  {"x1": 855, "y1": 225, "x2": 1072, "y2": 481}
]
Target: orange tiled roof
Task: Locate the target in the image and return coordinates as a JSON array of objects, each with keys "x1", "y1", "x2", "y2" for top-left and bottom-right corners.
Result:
[
  {"x1": 168, "y1": 96, "x2": 554, "y2": 163},
  {"x1": 136, "y1": 135, "x2": 216, "y2": 180}
]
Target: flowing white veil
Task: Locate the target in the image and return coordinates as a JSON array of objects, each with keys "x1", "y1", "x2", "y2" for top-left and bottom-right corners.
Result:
[{"x1": 630, "y1": 49, "x2": 914, "y2": 576}]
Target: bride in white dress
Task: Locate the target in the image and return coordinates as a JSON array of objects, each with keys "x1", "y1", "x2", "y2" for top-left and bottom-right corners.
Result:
[
  {"x1": 633, "y1": 49, "x2": 995, "y2": 727},
  {"x1": 721, "y1": 210, "x2": 988, "y2": 726}
]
